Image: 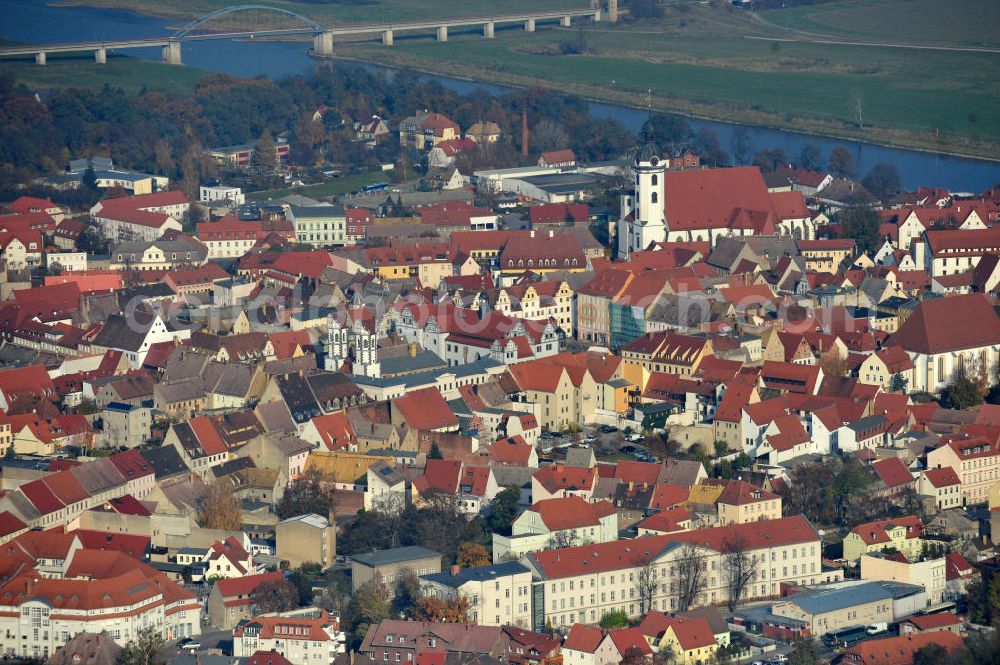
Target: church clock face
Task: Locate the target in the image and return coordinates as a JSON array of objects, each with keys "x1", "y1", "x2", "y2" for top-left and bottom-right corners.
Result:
[{"x1": 648, "y1": 156, "x2": 659, "y2": 166}]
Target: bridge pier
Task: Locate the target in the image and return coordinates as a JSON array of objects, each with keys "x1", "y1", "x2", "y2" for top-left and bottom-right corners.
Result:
[
  {"x1": 313, "y1": 31, "x2": 334, "y2": 57},
  {"x1": 436, "y1": 26, "x2": 448, "y2": 42},
  {"x1": 35, "y1": 52, "x2": 46, "y2": 66},
  {"x1": 608, "y1": 0, "x2": 619, "y2": 22},
  {"x1": 95, "y1": 47, "x2": 107, "y2": 64},
  {"x1": 593, "y1": 10, "x2": 602, "y2": 21},
  {"x1": 561, "y1": 15, "x2": 572, "y2": 27},
  {"x1": 524, "y1": 18, "x2": 535, "y2": 32},
  {"x1": 162, "y1": 40, "x2": 182, "y2": 65},
  {"x1": 382, "y1": 29, "x2": 394, "y2": 46},
  {"x1": 483, "y1": 21, "x2": 495, "y2": 38}
]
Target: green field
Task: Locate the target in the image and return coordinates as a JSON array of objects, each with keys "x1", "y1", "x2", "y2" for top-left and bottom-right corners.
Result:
[
  {"x1": 0, "y1": 54, "x2": 206, "y2": 94},
  {"x1": 247, "y1": 171, "x2": 389, "y2": 202},
  {"x1": 763, "y1": 0, "x2": 1000, "y2": 48},
  {"x1": 329, "y1": 0, "x2": 1000, "y2": 157},
  {"x1": 26, "y1": 0, "x2": 1000, "y2": 158}
]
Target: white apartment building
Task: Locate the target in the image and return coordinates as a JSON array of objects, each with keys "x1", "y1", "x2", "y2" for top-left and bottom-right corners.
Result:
[
  {"x1": 234, "y1": 609, "x2": 346, "y2": 663},
  {"x1": 522, "y1": 515, "x2": 835, "y2": 631},
  {"x1": 420, "y1": 562, "x2": 534, "y2": 628}
]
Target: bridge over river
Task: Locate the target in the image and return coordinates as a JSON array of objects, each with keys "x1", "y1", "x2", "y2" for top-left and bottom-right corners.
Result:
[{"x1": 0, "y1": 2, "x2": 621, "y2": 66}]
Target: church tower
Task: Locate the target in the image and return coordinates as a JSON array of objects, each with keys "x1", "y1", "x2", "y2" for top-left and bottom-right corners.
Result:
[
  {"x1": 618, "y1": 143, "x2": 667, "y2": 260},
  {"x1": 324, "y1": 314, "x2": 349, "y2": 372},
  {"x1": 352, "y1": 326, "x2": 381, "y2": 379}
]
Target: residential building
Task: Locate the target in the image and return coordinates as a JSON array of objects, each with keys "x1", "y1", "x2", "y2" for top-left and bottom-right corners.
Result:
[
  {"x1": 275, "y1": 513, "x2": 336, "y2": 569},
  {"x1": 916, "y1": 467, "x2": 963, "y2": 511},
  {"x1": 0, "y1": 536, "x2": 199, "y2": 658},
  {"x1": 207, "y1": 571, "x2": 285, "y2": 630},
  {"x1": 351, "y1": 546, "x2": 442, "y2": 593},
  {"x1": 233, "y1": 609, "x2": 346, "y2": 661},
  {"x1": 522, "y1": 515, "x2": 827, "y2": 630},
  {"x1": 493, "y1": 497, "x2": 618, "y2": 561},
  {"x1": 289, "y1": 206, "x2": 347, "y2": 247},
  {"x1": 860, "y1": 552, "x2": 947, "y2": 607},
  {"x1": 358, "y1": 620, "x2": 509, "y2": 662},
  {"x1": 421, "y1": 562, "x2": 533, "y2": 627},
  {"x1": 842, "y1": 517, "x2": 924, "y2": 562},
  {"x1": 926, "y1": 431, "x2": 1000, "y2": 505}
]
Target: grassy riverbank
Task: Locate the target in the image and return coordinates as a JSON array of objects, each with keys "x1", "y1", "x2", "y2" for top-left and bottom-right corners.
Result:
[
  {"x1": 0, "y1": 53, "x2": 206, "y2": 95},
  {"x1": 327, "y1": 0, "x2": 1000, "y2": 159},
  {"x1": 23, "y1": 0, "x2": 1000, "y2": 159}
]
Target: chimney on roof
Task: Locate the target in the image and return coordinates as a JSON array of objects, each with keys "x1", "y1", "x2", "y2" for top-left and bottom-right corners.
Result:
[
  {"x1": 530, "y1": 230, "x2": 536, "y2": 238},
  {"x1": 450, "y1": 564, "x2": 460, "y2": 576}
]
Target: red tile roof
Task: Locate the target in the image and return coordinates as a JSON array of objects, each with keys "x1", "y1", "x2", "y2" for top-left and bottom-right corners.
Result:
[
  {"x1": 890, "y1": 293, "x2": 1000, "y2": 354},
  {"x1": 563, "y1": 624, "x2": 603, "y2": 653},
  {"x1": 905, "y1": 612, "x2": 961, "y2": 630},
  {"x1": 393, "y1": 387, "x2": 458, "y2": 431},
  {"x1": 216, "y1": 571, "x2": 284, "y2": 605},
  {"x1": 922, "y1": 467, "x2": 960, "y2": 488},
  {"x1": 849, "y1": 516, "x2": 922, "y2": 546},
  {"x1": 843, "y1": 631, "x2": 964, "y2": 665},
  {"x1": 871, "y1": 457, "x2": 914, "y2": 489},
  {"x1": 528, "y1": 496, "x2": 615, "y2": 531},
  {"x1": 527, "y1": 515, "x2": 817, "y2": 579},
  {"x1": 532, "y1": 465, "x2": 597, "y2": 495}
]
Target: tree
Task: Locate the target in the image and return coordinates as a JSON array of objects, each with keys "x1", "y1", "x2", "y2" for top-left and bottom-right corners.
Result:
[
  {"x1": 532, "y1": 119, "x2": 570, "y2": 152},
  {"x1": 620, "y1": 647, "x2": 648, "y2": 665},
  {"x1": 154, "y1": 138, "x2": 174, "y2": 177},
  {"x1": 82, "y1": 165, "x2": 98, "y2": 192},
  {"x1": 729, "y1": 127, "x2": 753, "y2": 166},
  {"x1": 721, "y1": 535, "x2": 757, "y2": 611},
  {"x1": 412, "y1": 594, "x2": 470, "y2": 623},
  {"x1": 456, "y1": 542, "x2": 491, "y2": 568},
  {"x1": 118, "y1": 627, "x2": 165, "y2": 665},
  {"x1": 827, "y1": 146, "x2": 855, "y2": 178},
  {"x1": 786, "y1": 637, "x2": 823, "y2": 665},
  {"x1": 797, "y1": 144, "x2": 822, "y2": 171},
  {"x1": 642, "y1": 113, "x2": 691, "y2": 148},
  {"x1": 674, "y1": 542, "x2": 707, "y2": 612},
  {"x1": 837, "y1": 205, "x2": 882, "y2": 254},
  {"x1": 890, "y1": 372, "x2": 909, "y2": 393},
  {"x1": 599, "y1": 609, "x2": 629, "y2": 629},
  {"x1": 552, "y1": 530, "x2": 581, "y2": 549},
  {"x1": 255, "y1": 129, "x2": 277, "y2": 170},
  {"x1": 198, "y1": 481, "x2": 241, "y2": 531},
  {"x1": 277, "y1": 467, "x2": 337, "y2": 519},
  {"x1": 694, "y1": 127, "x2": 728, "y2": 167},
  {"x1": 818, "y1": 353, "x2": 850, "y2": 378},
  {"x1": 487, "y1": 486, "x2": 521, "y2": 535},
  {"x1": 350, "y1": 579, "x2": 391, "y2": 630},
  {"x1": 940, "y1": 363, "x2": 983, "y2": 410},
  {"x1": 634, "y1": 551, "x2": 658, "y2": 614},
  {"x1": 862, "y1": 163, "x2": 902, "y2": 200},
  {"x1": 751, "y1": 148, "x2": 788, "y2": 173},
  {"x1": 427, "y1": 442, "x2": 443, "y2": 460},
  {"x1": 252, "y1": 578, "x2": 299, "y2": 614},
  {"x1": 392, "y1": 570, "x2": 422, "y2": 617},
  {"x1": 288, "y1": 571, "x2": 314, "y2": 606},
  {"x1": 75, "y1": 226, "x2": 112, "y2": 255}
]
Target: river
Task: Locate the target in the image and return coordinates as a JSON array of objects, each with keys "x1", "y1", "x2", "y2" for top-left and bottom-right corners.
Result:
[{"x1": 3, "y1": 0, "x2": 999, "y2": 192}]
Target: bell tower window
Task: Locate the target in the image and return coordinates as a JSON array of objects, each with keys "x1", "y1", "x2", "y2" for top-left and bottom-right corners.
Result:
[
  {"x1": 652, "y1": 174, "x2": 658, "y2": 186},
  {"x1": 651, "y1": 192, "x2": 658, "y2": 204}
]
